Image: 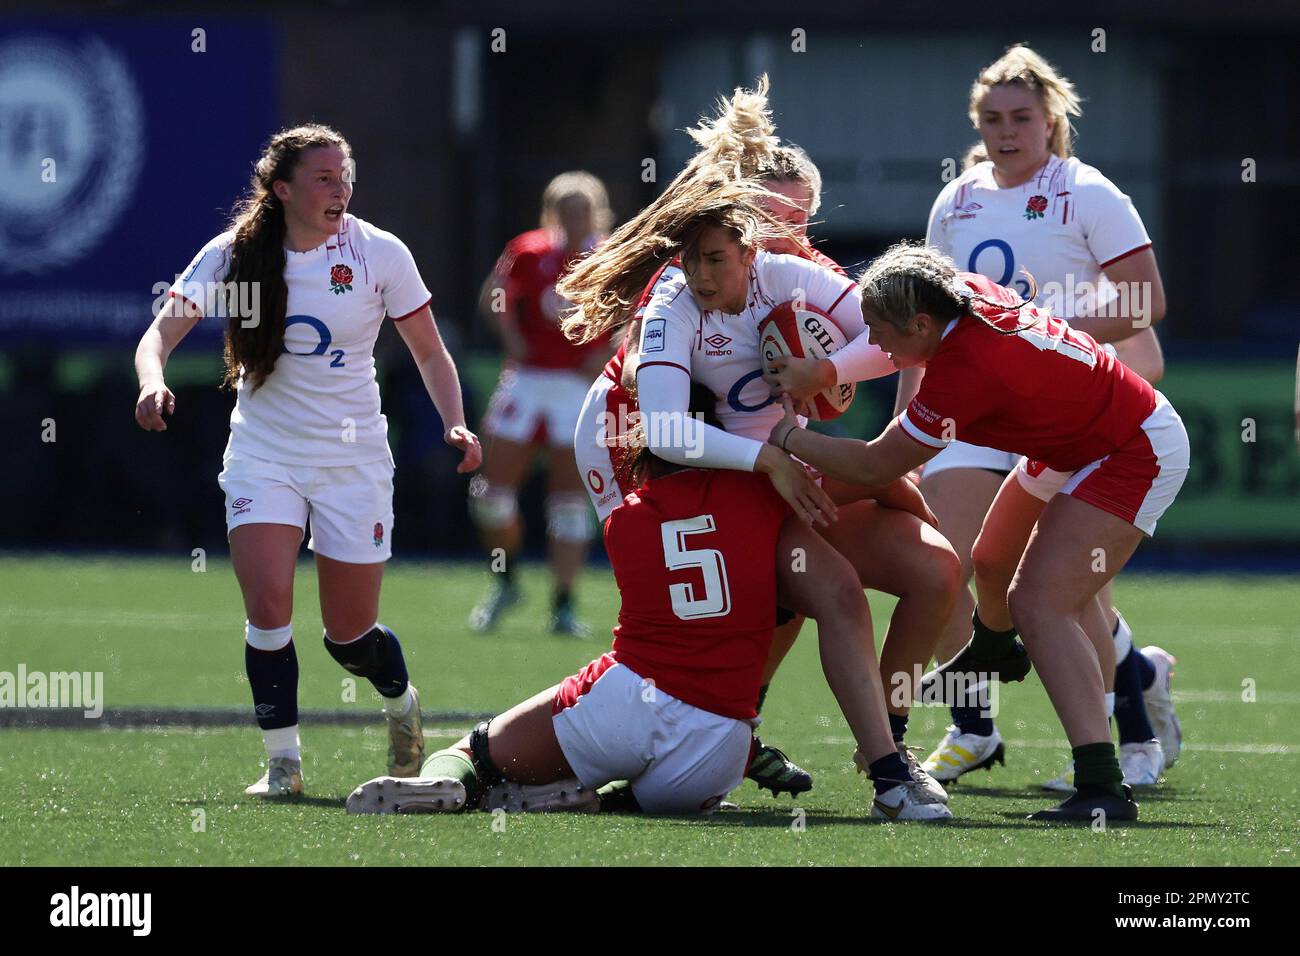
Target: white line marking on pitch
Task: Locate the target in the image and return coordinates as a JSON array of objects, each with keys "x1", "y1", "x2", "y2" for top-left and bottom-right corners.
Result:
[{"x1": 813, "y1": 736, "x2": 1293, "y2": 755}]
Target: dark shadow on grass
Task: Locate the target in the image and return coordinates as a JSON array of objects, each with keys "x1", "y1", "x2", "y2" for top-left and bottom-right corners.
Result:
[
  {"x1": 994, "y1": 810, "x2": 1218, "y2": 828},
  {"x1": 943, "y1": 786, "x2": 1051, "y2": 800}
]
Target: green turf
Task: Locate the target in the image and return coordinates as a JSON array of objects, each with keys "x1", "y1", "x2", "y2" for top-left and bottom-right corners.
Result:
[{"x1": 1, "y1": 556, "x2": 1298, "y2": 865}]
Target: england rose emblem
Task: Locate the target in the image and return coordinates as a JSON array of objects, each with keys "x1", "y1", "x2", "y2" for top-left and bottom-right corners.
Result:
[
  {"x1": 1024, "y1": 195, "x2": 1048, "y2": 220},
  {"x1": 330, "y1": 264, "x2": 354, "y2": 295}
]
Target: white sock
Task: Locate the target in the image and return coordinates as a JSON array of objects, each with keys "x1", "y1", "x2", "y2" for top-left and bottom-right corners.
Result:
[
  {"x1": 1104, "y1": 692, "x2": 1116, "y2": 718},
  {"x1": 383, "y1": 684, "x2": 416, "y2": 718},
  {"x1": 1111, "y1": 610, "x2": 1133, "y2": 664},
  {"x1": 245, "y1": 621, "x2": 292, "y2": 651},
  {"x1": 262, "y1": 725, "x2": 301, "y2": 762}
]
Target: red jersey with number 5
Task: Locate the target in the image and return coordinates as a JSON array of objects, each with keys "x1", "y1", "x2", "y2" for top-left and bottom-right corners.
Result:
[
  {"x1": 605, "y1": 468, "x2": 790, "y2": 720},
  {"x1": 899, "y1": 272, "x2": 1156, "y2": 472}
]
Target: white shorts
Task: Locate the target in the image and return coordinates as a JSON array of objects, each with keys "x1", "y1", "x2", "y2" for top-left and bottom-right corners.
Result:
[
  {"x1": 1014, "y1": 392, "x2": 1189, "y2": 537},
  {"x1": 551, "y1": 655, "x2": 753, "y2": 814},
  {"x1": 924, "y1": 439, "x2": 1021, "y2": 478},
  {"x1": 574, "y1": 375, "x2": 629, "y2": 522},
  {"x1": 483, "y1": 366, "x2": 590, "y2": 449},
  {"x1": 217, "y1": 453, "x2": 394, "y2": 563}
]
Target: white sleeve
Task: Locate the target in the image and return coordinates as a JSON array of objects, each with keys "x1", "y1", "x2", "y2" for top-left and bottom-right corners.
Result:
[
  {"x1": 636, "y1": 292, "x2": 763, "y2": 472},
  {"x1": 762, "y1": 253, "x2": 894, "y2": 386},
  {"x1": 376, "y1": 231, "x2": 433, "y2": 320},
  {"x1": 925, "y1": 183, "x2": 954, "y2": 255},
  {"x1": 828, "y1": 331, "x2": 896, "y2": 385},
  {"x1": 168, "y1": 233, "x2": 233, "y2": 317},
  {"x1": 1076, "y1": 165, "x2": 1152, "y2": 267},
  {"x1": 636, "y1": 364, "x2": 763, "y2": 471}
]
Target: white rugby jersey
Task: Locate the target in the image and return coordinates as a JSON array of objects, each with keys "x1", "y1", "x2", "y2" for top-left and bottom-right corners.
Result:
[
  {"x1": 636, "y1": 249, "x2": 893, "y2": 471},
  {"x1": 170, "y1": 214, "x2": 432, "y2": 466},
  {"x1": 927, "y1": 155, "x2": 1151, "y2": 318}
]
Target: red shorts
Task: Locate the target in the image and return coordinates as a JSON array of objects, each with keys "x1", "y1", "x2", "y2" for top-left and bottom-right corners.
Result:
[{"x1": 1016, "y1": 391, "x2": 1189, "y2": 536}]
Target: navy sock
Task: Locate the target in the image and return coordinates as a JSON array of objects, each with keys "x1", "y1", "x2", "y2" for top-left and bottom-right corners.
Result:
[
  {"x1": 1133, "y1": 646, "x2": 1157, "y2": 691},
  {"x1": 888, "y1": 712, "x2": 909, "y2": 743},
  {"x1": 950, "y1": 703, "x2": 994, "y2": 737},
  {"x1": 245, "y1": 640, "x2": 299, "y2": 730},
  {"x1": 868, "y1": 752, "x2": 913, "y2": 795},
  {"x1": 369, "y1": 625, "x2": 409, "y2": 699},
  {"x1": 1113, "y1": 651, "x2": 1157, "y2": 744}
]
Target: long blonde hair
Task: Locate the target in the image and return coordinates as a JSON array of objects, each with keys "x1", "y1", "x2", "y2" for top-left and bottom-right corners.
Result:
[
  {"x1": 557, "y1": 169, "x2": 780, "y2": 344},
  {"x1": 963, "y1": 45, "x2": 1082, "y2": 169},
  {"x1": 558, "y1": 76, "x2": 787, "y2": 344}
]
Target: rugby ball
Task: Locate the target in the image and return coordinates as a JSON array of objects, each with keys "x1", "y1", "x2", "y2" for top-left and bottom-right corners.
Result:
[{"x1": 758, "y1": 301, "x2": 856, "y2": 421}]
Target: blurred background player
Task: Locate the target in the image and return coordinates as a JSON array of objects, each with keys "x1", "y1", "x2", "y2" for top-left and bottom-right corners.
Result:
[
  {"x1": 133, "y1": 125, "x2": 481, "y2": 798},
  {"x1": 468, "y1": 172, "x2": 614, "y2": 636},
  {"x1": 888, "y1": 46, "x2": 1181, "y2": 789}
]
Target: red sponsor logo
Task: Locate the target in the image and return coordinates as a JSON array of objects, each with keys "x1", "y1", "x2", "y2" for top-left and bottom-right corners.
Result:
[
  {"x1": 586, "y1": 469, "x2": 605, "y2": 495},
  {"x1": 373, "y1": 522, "x2": 384, "y2": 547}
]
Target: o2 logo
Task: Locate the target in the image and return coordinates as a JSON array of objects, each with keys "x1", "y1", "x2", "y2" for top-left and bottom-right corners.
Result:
[
  {"x1": 283, "y1": 315, "x2": 345, "y2": 367},
  {"x1": 726, "y1": 369, "x2": 775, "y2": 413},
  {"x1": 968, "y1": 239, "x2": 1033, "y2": 299}
]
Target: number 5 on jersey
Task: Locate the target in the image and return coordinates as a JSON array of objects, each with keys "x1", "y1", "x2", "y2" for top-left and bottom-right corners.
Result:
[{"x1": 661, "y1": 515, "x2": 731, "y2": 620}]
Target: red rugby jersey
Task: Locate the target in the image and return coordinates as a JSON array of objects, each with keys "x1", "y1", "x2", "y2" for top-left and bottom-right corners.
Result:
[
  {"x1": 605, "y1": 468, "x2": 789, "y2": 721},
  {"x1": 900, "y1": 272, "x2": 1157, "y2": 472},
  {"x1": 496, "y1": 228, "x2": 608, "y2": 370}
]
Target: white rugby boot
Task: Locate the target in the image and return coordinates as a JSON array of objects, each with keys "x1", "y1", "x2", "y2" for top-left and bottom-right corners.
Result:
[
  {"x1": 922, "y1": 725, "x2": 1005, "y2": 783},
  {"x1": 1120, "y1": 739, "x2": 1166, "y2": 786},
  {"x1": 1140, "y1": 646, "x2": 1182, "y2": 769},
  {"x1": 386, "y1": 685, "x2": 425, "y2": 778},
  {"x1": 898, "y1": 742, "x2": 949, "y2": 804},
  {"x1": 244, "y1": 756, "x2": 304, "y2": 799},
  {"x1": 347, "y1": 775, "x2": 467, "y2": 815},
  {"x1": 870, "y1": 780, "x2": 954, "y2": 821},
  {"x1": 1042, "y1": 760, "x2": 1075, "y2": 792}
]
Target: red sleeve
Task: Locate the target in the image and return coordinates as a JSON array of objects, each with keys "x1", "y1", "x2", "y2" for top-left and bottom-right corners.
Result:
[{"x1": 899, "y1": 334, "x2": 994, "y2": 448}]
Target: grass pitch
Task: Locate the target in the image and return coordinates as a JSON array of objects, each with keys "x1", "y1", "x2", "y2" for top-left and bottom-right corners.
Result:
[{"x1": 1, "y1": 555, "x2": 1297, "y2": 866}]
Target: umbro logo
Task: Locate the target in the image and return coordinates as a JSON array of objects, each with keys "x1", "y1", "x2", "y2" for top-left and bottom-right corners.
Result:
[
  {"x1": 232, "y1": 497, "x2": 253, "y2": 516},
  {"x1": 255, "y1": 703, "x2": 276, "y2": 716},
  {"x1": 703, "y1": 332, "x2": 733, "y2": 356}
]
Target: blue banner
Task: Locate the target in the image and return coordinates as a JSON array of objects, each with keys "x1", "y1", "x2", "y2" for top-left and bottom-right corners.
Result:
[{"x1": 0, "y1": 18, "x2": 280, "y2": 345}]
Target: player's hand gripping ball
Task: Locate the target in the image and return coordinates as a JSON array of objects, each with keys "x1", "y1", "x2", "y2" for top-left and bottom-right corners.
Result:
[{"x1": 758, "y1": 301, "x2": 856, "y2": 420}]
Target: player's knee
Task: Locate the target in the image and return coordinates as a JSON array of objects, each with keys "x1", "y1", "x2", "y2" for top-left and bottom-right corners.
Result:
[
  {"x1": 823, "y1": 570, "x2": 870, "y2": 626},
  {"x1": 244, "y1": 592, "x2": 292, "y2": 631},
  {"x1": 546, "y1": 492, "x2": 593, "y2": 543},
  {"x1": 1006, "y1": 579, "x2": 1057, "y2": 637},
  {"x1": 323, "y1": 624, "x2": 389, "y2": 677},
  {"x1": 971, "y1": 535, "x2": 1014, "y2": 593},
  {"x1": 468, "y1": 476, "x2": 518, "y2": 531},
  {"x1": 923, "y1": 540, "x2": 963, "y2": 602}
]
